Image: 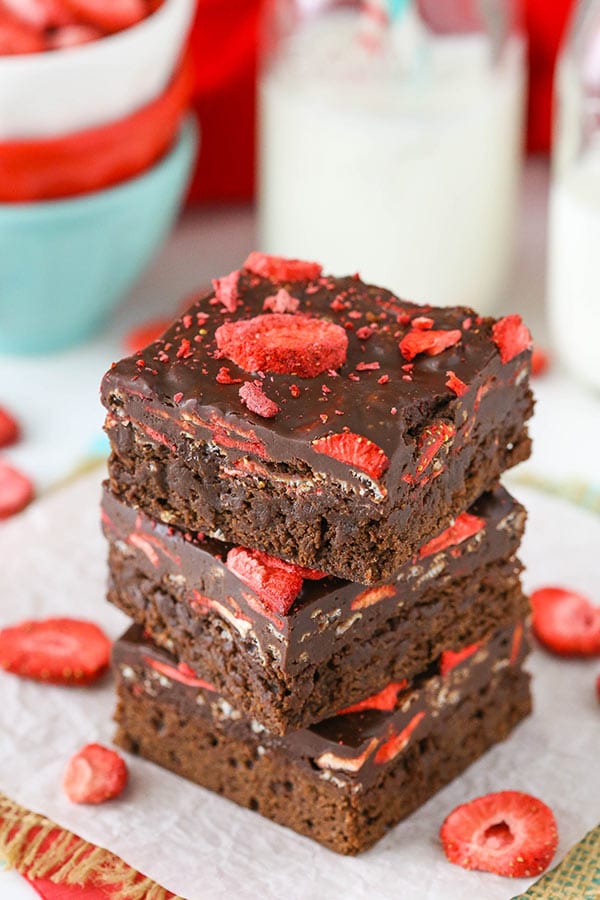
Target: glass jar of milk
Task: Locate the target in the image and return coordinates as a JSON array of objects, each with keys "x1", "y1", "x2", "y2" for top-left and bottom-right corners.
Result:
[
  {"x1": 548, "y1": 0, "x2": 600, "y2": 392},
  {"x1": 258, "y1": 0, "x2": 525, "y2": 312}
]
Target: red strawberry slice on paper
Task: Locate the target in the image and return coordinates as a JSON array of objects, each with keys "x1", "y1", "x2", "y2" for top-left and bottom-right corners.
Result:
[
  {"x1": 0, "y1": 406, "x2": 20, "y2": 448},
  {"x1": 63, "y1": 743, "x2": 127, "y2": 804},
  {"x1": 440, "y1": 791, "x2": 558, "y2": 877},
  {"x1": 63, "y1": 0, "x2": 146, "y2": 32},
  {"x1": 530, "y1": 586, "x2": 600, "y2": 656},
  {"x1": 0, "y1": 617, "x2": 111, "y2": 684},
  {"x1": 215, "y1": 313, "x2": 348, "y2": 378},
  {"x1": 243, "y1": 252, "x2": 322, "y2": 282},
  {"x1": 0, "y1": 460, "x2": 34, "y2": 518},
  {"x1": 226, "y1": 547, "x2": 306, "y2": 615},
  {"x1": 312, "y1": 432, "x2": 389, "y2": 480}
]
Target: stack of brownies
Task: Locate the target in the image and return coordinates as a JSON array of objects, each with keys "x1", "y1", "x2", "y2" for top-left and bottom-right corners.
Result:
[{"x1": 100, "y1": 253, "x2": 534, "y2": 855}]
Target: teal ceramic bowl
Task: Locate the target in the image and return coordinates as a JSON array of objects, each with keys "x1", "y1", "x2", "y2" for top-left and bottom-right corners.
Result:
[{"x1": 0, "y1": 116, "x2": 197, "y2": 354}]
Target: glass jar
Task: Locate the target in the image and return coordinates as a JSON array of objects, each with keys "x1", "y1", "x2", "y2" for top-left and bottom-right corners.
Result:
[
  {"x1": 548, "y1": 0, "x2": 600, "y2": 391},
  {"x1": 258, "y1": 0, "x2": 525, "y2": 312}
]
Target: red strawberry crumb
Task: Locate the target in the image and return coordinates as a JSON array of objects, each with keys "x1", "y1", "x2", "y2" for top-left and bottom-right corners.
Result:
[
  {"x1": 356, "y1": 361, "x2": 380, "y2": 371},
  {"x1": 243, "y1": 252, "x2": 322, "y2": 282},
  {"x1": 143, "y1": 655, "x2": 215, "y2": 690},
  {"x1": 492, "y1": 315, "x2": 532, "y2": 364},
  {"x1": 176, "y1": 338, "x2": 193, "y2": 359},
  {"x1": 374, "y1": 711, "x2": 425, "y2": 764},
  {"x1": 290, "y1": 384, "x2": 301, "y2": 398},
  {"x1": 348, "y1": 373, "x2": 360, "y2": 382},
  {"x1": 356, "y1": 326, "x2": 373, "y2": 340},
  {"x1": 263, "y1": 288, "x2": 300, "y2": 314},
  {"x1": 509, "y1": 623, "x2": 523, "y2": 665},
  {"x1": 377, "y1": 374, "x2": 389, "y2": 385},
  {"x1": 419, "y1": 513, "x2": 485, "y2": 558},
  {"x1": 330, "y1": 297, "x2": 346, "y2": 312},
  {"x1": 63, "y1": 744, "x2": 128, "y2": 805},
  {"x1": 462, "y1": 317, "x2": 472, "y2": 329},
  {"x1": 402, "y1": 363, "x2": 414, "y2": 372},
  {"x1": 403, "y1": 421, "x2": 456, "y2": 485},
  {"x1": 440, "y1": 791, "x2": 558, "y2": 877},
  {"x1": 412, "y1": 316, "x2": 434, "y2": 330},
  {"x1": 0, "y1": 461, "x2": 34, "y2": 519},
  {"x1": 348, "y1": 310, "x2": 362, "y2": 320},
  {"x1": 216, "y1": 366, "x2": 242, "y2": 385},
  {"x1": 239, "y1": 381, "x2": 279, "y2": 418},
  {"x1": 530, "y1": 586, "x2": 600, "y2": 656},
  {"x1": 173, "y1": 392, "x2": 183, "y2": 403},
  {"x1": 212, "y1": 270, "x2": 240, "y2": 313},
  {"x1": 215, "y1": 314, "x2": 348, "y2": 378},
  {"x1": 0, "y1": 407, "x2": 20, "y2": 448},
  {"x1": 0, "y1": 617, "x2": 111, "y2": 684},
  {"x1": 531, "y1": 345, "x2": 550, "y2": 377},
  {"x1": 445, "y1": 370, "x2": 468, "y2": 397},
  {"x1": 337, "y1": 680, "x2": 409, "y2": 715},
  {"x1": 440, "y1": 642, "x2": 482, "y2": 676},
  {"x1": 135, "y1": 358, "x2": 145, "y2": 368},
  {"x1": 312, "y1": 432, "x2": 389, "y2": 480},
  {"x1": 123, "y1": 318, "x2": 169, "y2": 353},
  {"x1": 399, "y1": 328, "x2": 462, "y2": 361},
  {"x1": 226, "y1": 547, "x2": 306, "y2": 615}
]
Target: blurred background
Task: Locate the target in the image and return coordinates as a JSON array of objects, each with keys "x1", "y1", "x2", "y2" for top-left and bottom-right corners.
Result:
[{"x1": 0, "y1": 0, "x2": 599, "y2": 516}]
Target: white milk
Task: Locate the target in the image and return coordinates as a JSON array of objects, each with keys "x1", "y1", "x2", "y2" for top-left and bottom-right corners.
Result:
[
  {"x1": 258, "y1": 13, "x2": 525, "y2": 311},
  {"x1": 548, "y1": 149, "x2": 600, "y2": 392}
]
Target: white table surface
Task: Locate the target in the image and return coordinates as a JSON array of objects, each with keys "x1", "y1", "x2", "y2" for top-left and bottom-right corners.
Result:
[{"x1": 1, "y1": 158, "x2": 600, "y2": 500}]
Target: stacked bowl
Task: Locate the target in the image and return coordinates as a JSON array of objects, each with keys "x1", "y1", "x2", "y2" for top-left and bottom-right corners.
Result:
[{"x1": 0, "y1": 0, "x2": 197, "y2": 353}]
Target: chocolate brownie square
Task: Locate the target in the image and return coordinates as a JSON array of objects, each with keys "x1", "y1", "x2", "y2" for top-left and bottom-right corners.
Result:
[
  {"x1": 113, "y1": 621, "x2": 531, "y2": 855},
  {"x1": 101, "y1": 253, "x2": 533, "y2": 583},
  {"x1": 103, "y1": 483, "x2": 528, "y2": 735}
]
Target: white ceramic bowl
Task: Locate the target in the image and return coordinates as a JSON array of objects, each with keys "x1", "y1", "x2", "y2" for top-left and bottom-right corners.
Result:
[{"x1": 0, "y1": 0, "x2": 195, "y2": 140}]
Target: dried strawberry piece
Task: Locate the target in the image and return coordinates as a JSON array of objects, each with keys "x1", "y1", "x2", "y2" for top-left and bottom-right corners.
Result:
[
  {"x1": 530, "y1": 586, "x2": 600, "y2": 656},
  {"x1": 445, "y1": 370, "x2": 468, "y2": 397},
  {"x1": 0, "y1": 461, "x2": 34, "y2": 519},
  {"x1": 351, "y1": 584, "x2": 396, "y2": 610},
  {"x1": 0, "y1": 407, "x2": 20, "y2": 448},
  {"x1": 212, "y1": 270, "x2": 240, "y2": 313},
  {"x1": 374, "y1": 711, "x2": 425, "y2": 764},
  {"x1": 403, "y1": 421, "x2": 456, "y2": 485},
  {"x1": 226, "y1": 547, "x2": 305, "y2": 615},
  {"x1": 440, "y1": 791, "x2": 558, "y2": 877},
  {"x1": 0, "y1": 617, "x2": 111, "y2": 684},
  {"x1": 239, "y1": 381, "x2": 279, "y2": 418},
  {"x1": 215, "y1": 313, "x2": 348, "y2": 378},
  {"x1": 337, "y1": 680, "x2": 409, "y2": 715},
  {"x1": 491, "y1": 314, "x2": 532, "y2": 364},
  {"x1": 531, "y1": 345, "x2": 550, "y2": 377},
  {"x1": 312, "y1": 432, "x2": 389, "y2": 480},
  {"x1": 243, "y1": 252, "x2": 322, "y2": 282},
  {"x1": 411, "y1": 316, "x2": 434, "y2": 330},
  {"x1": 123, "y1": 318, "x2": 170, "y2": 354},
  {"x1": 263, "y1": 289, "x2": 300, "y2": 314},
  {"x1": 143, "y1": 655, "x2": 215, "y2": 690},
  {"x1": 399, "y1": 328, "x2": 461, "y2": 361},
  {"x1": 419, "y1": 513, "x2": 485, "y2": 559},
  {"x1": 216, "y1": 366, "x2": 241, "y2": 385},
  {"x1": 63, "y1": 0, "x2": 146, "y2": 32},
  {"x1": 63, "y1": 744, "x2": 128, "y2": 805},
  {"x1": 439, "y1": 641, "x2": 482, "y2": 676}
]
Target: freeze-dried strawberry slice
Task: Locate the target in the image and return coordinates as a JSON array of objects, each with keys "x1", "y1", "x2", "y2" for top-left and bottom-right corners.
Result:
[
  {"x1": 63, "y1": 0, "x2": 146, "y2": 32},
  {"x1": 492, "y1": 314, "x2": 532, "y2": 364},
  {"x1": 63, "y1": 743, "x2": 128, "y2": 804},
  {"x1": 440, "y1": 791, "x2": 558, "y2": 877},
  {"x1": 445, "y1": 370, "x2": 468, "y2": 397},
  {"x1": 337, "y1": 680, "x2": 409, "y2": 715},
  {"x1": 123, "y1": 318, "x2": 170, "y2": 354},
  {"x1": 243, "y1": 252, "x2": 322, "y2": 282},
  {"x1": 419, "y1": 513, "x2": 485, "y2": 559},
  {"x1": 439, "y1": 641, "x2": 482, "y2": 676},
  {"x1": 399, "y1": 328, "x2": 461, "y2": 361},
  {"x1": 0, "y1": 617, "x2": 111, "y2": 684},
  {"x1": 226, "y1": 547, "x2": 304, "y2": 615},
  {"x1": 403, "y1": 421, "x2": 456, "y2": 485},
  {"x1": 239, "y1": 381, "x2": 279, "y2": 418},
  {"x1": 374, "y1": 711, "x2": 425, "y2": 764},
  {"x1": 0, "y1": 461, "x2": 34, "y2": 519},
  {"x1": 143, "y1": 655, "x2": 215, "y2": 690},
  {"x1": 312, "y1": 432, "x2": 389, "y2": 480},
  {"x1": 212, "y1": 270, "x2": 240, "y2": 313},
  {"x1": 530, "y1": 586, "x2": 600, "y2": 656},
  {"x1": 0, "y1": 406, "x2": 20, "y2": 448},
  {"x1": 215, "y1": 313, "x2": 348, "y2": 378},
  {"x1": 263, "y1": 289, "x2": 300, "y2": 313}
]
